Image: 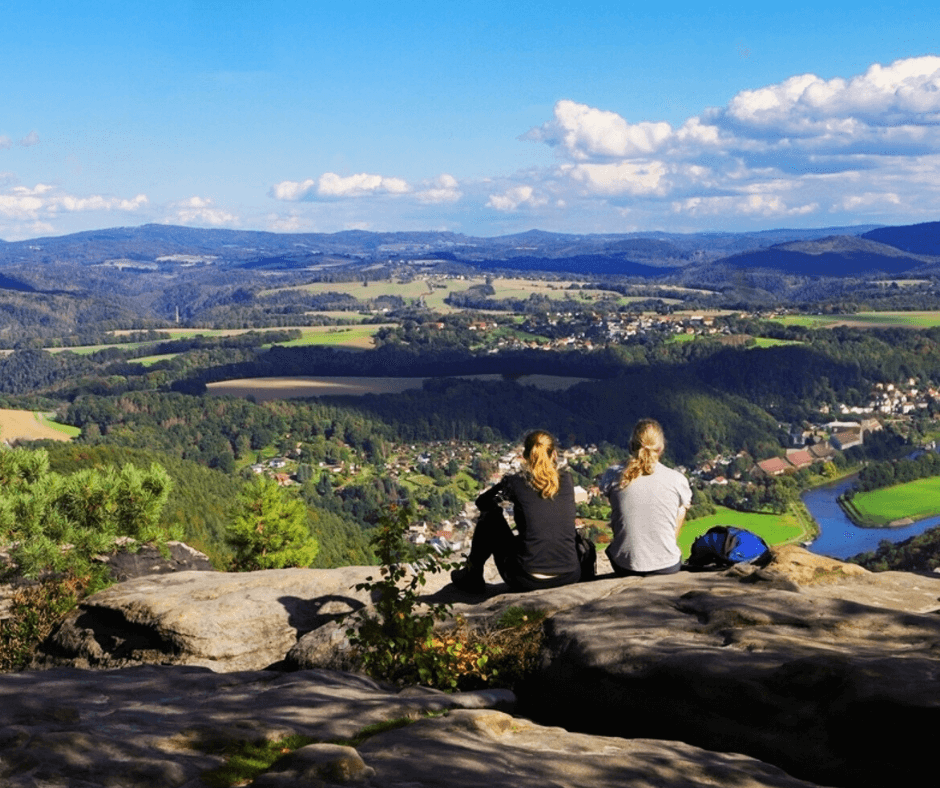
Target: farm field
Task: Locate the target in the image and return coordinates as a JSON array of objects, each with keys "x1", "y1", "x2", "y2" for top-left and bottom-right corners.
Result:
[
  {"x1": 207, "y1": 373, "x2": 595, "y2": 401},
  {"x1": 842, "y1": 477, "x2": 940, "y2": 526},
  {"x1": 773, "y1": 311, "x2": 940, "y2": 330},
  {"x1": 0, "y1": 409, "x2": 78, "y2": 442},
  {"x1": 45, "y1": 325, "x2": 389, "y2": 357},
  {"x1": 265, "y1": 276, "x2": 681, "y2": 312}
]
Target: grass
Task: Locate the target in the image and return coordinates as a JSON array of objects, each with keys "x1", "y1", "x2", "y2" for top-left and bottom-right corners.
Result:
[
  {"x1": 771, "y1": 311, "x2": 940, "y2": 330},
  {"x1": 263, "y1": 276, "x2": 654, "y2": 313},
  {"x1": 841, "y1": 476, "x2": 940, "y2": 526},
  {"x1": 39, "y1": 415, "x2": 81, "y2": 438},
  {"x1": 750, "y1": 337, "x2": 803, "y2": 348},
  {"x1": 134, "y1": 353, "x2": 178, "y2": 366},
  {"x1": 262, "y1": 325, "x2": 386, "y2": 349}
]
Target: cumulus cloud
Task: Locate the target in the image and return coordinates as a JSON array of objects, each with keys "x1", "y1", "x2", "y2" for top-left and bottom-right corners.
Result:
[
  {"x1": 169, "y1": 196, "x2": 238, "y2": 226},
  {"x1": 672, "y1": 194, "x2": 818, "y2": 218},
  {"x1": 562, "y1": 161, "x2": 668, "y2": 196},
  {"x1": 415, "y1": 173, "x2": 462, "y2": 204},
  {"x1": 486, "y1": 185, "x2": 546, "y2": 212},
  {"x1": 525, "y1": 99, "x2": 674, "y2": 160},
  {"x1": 18, "y1": 131, "x2": 39, "y2": 147},
  {"x1": 0, "y1": 184, "x2": 147, "y2": 220},
  {"x1": 512, "y1": 55, "x2": 940, "y2": 228},
  {"x1": 271, "y1": 171, "x2": 411, "y2": 201}
]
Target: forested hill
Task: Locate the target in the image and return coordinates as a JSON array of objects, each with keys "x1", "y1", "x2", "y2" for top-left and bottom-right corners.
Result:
[{"x1": 0, "y1": 222, "x2": 890, "y2": 273}]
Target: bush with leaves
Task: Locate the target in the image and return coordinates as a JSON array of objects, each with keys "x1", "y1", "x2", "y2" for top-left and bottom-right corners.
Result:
[
  {"x1": 227, "y1": 477, "x2": 319, "y2": 570},
  {"x1": 0, "y1": 447, "x2": 174, "y2": 580},
  {"x1": 345, "y1": 505, "x2": 472, "y2": 688},
  {"x1": 0, "y1": 447, "x2": 174, "y2": 670}
]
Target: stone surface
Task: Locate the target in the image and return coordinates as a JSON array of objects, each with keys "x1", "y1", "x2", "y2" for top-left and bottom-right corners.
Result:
[
  {"x1": 38, "y1": 566, "x2": 384, "y2": 672},
  {"x1": 96, "y1": 540, "x2": 215, "y2": 582},
  {"x1": 26, "y1": 546, "x2": 940, "y2": 787},
  {"x1": 0, "y1": 666, "x2": 830, "y2": 788},
  {"x1": 522, "y1": 568, "x2": 940, "y2": 788},
  {"x1": 356, "y1": 709, "x2": 827, "y2": 788},
  {"x1": 0, "y1": 666, "x2": 512, "y2": 788}
]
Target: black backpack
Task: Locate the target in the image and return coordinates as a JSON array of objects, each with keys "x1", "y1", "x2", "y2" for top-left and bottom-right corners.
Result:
[{"x1": 686, "y1": 526, "x2": 772, "y2": 569}]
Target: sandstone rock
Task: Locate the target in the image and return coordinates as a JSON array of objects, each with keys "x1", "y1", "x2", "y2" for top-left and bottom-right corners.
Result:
[
  {"x1": 356, "y1": 708, "x2": 827, "y2": 788},
  {"x1": 0, "y1": 666, "x2": 829, "y2": 788},
  {"x1": 522, "y1": 568, "x2": 940, "y2": 788},
  {"x1": 96, "y1": 540, "x2": 215, "y2": 582},
  {"x1": 0, "y1": 666, "x2": 511, "y2": 788},
  {"x1": 38, "y1": 567, "x2": 387, "y2": 672},
  {"x1": 30, "y1": 547, "x2": 940, "y2": 787}
]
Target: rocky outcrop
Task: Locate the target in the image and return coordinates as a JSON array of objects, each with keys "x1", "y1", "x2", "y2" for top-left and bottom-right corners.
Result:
[
  {"x1": 22, "y1": 547, "x2": 940, "y2": 787},
  {"x1": 38, "y1": 566, "x2": 381, "y2": 672},
  {"x1": 0, "y1": 666, "x2": 825, "y2": 788}
]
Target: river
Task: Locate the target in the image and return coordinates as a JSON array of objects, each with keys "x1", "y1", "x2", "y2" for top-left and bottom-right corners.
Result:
[{"x1": 802, "y1": 476, "x2": 940, "y2": 559}]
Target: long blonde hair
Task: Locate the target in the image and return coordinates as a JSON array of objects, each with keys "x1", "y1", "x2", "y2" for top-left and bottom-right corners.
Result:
[
  {"x1": 619, "y1": 419, "x2": 665, "y2": 489},
  {"x1": 523, "y1": 430, "x2": 560, "y2": 499}
]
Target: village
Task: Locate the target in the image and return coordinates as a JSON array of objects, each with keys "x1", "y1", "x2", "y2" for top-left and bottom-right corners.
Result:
[{"x1": 245, "y1": 370, "x2": 940, "y2": 551}]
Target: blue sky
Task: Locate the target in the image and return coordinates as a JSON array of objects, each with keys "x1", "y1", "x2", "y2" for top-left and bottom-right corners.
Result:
[{"x1": 2, "y1": 1, "x2": 939, "y2": 240}]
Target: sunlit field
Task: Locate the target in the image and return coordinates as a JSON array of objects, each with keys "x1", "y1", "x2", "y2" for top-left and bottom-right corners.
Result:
[
  {"x1": 842, "y1": 477, "x2": 940, "y2": 526},
  {"x1": 207, "y1": 374, "x2": 595, "y2": 401},
  {"x1": 0, "y1": 409, "x2": 78, "y2": 441},
  {"x1": 773, "y1": 311, "x2": 940, "y2": 329}
]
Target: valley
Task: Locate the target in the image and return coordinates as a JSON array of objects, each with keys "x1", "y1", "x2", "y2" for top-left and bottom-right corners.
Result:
[{"x1": 5, "y1": 220, "x2": 940, "y2": 580}]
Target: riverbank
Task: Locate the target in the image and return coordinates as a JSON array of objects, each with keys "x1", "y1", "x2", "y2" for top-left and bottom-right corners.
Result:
[{"x1": 838, "y1": 476, "x2": 940, "y2": 527}]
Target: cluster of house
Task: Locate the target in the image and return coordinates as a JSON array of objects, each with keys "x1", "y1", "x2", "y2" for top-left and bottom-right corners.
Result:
[
  {"x1": 753, "y1": 418, "x2": 881, "y2": 478},
  {"x1": 825, "y1": 380, "x2": 939, "y2": 417}
]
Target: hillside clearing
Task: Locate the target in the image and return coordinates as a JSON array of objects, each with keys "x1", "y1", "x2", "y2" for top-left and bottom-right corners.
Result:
[{"x1": 0, "y1": 410, "x2": 77, "y2": 442}]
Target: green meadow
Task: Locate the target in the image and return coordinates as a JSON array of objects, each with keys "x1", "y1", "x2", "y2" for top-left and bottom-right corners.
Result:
[
  {"x1": 773, "y1": 311, "x2": 940, "y2": 330},
  {"x1": 264, "y1": 276, "x2": 670, "y2": 312},
  {"x1": 841, "y1": 476, "x2": 940, "y2": 526}
]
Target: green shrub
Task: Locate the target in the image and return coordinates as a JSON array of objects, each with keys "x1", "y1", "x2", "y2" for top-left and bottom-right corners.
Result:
[{"x1": 345, "y1": 505, "x2": 464, "y2": 688}]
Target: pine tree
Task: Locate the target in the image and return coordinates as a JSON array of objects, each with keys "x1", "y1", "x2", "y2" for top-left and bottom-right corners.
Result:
[{"x1": 227, "y1": 477, "x2": 318, "y2": 570}]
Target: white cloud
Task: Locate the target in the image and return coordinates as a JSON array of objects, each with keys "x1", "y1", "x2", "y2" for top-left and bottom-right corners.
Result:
[
  {"x1": 722, "y1": 56, "x2": 940, "y2": 132},
  {"x1": 525, "y1": 99, "x2": 674, "y2": 160},
  {"x1": 168, "y1": 196, "x2": 237, "y2": 226},
  {"x1": 486, "y1": 185, "x2": 546, "y2": 212},
  {"x1": 415, "y1": 173, "x2": 462, "y2": 204},
  {"x1": 0, "y1": 184, "x2": 147, "y2": 220},
  {"x1": 508, "y1": 55, "x2": 940, "y2": 230},
  {"x1": 0, "y1": 137, "x2": 11, "y2": 150},
  {"x1": 562, "y1": 161, "x2": 668, "y2": 196},
  {"x1": 318, "y1": 172, "x2": 410, "y2": 197},
  {"x1": 271, "y1": 172, "x2": 412, "y2": 201},
  {"x1": 672, "y1": 194, "x2": 818, "y2": 218},
  {"x1": 18, "y1": 131, "x2": 39, "y2": 147}
]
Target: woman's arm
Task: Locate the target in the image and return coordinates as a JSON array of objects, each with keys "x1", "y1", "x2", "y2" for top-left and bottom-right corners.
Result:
[
  {"x1": 675, "y1": 505, "x2": 688, "y2": 539},
  {"x1": 475, "y1": 477, "x2": 508, "y2": 511}
]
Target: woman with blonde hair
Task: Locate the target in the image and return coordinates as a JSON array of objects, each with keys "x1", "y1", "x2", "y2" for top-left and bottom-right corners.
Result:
[
  {"x1": 599, "y1": 418, "x2": 691, "y2": 577},
  {"x1": 451, "y1": 430, "x2": 581, "y2": 594}
]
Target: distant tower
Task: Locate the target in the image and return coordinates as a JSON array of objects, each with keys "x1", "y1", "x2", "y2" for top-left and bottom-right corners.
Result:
[{"x1": 175, "y1": 306, "x2": 180, "y2": 324}]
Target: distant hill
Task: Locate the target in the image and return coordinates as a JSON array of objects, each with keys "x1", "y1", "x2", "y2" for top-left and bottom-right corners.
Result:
[
  {"x1": 0, "y1": 222, "x2": 886, "y2": 272},
  {"x1": 711, "y1": 235, "x2": 939, "y2": 277},
  {"x1": 863, "y1": 220, "x2": 940, "y2": 256}
]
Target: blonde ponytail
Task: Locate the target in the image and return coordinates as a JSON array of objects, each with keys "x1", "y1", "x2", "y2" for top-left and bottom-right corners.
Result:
[
  {"x1": 619, "y1": 419, "x2": 665, "y2": 489},
  {"x1": 523, "y1": 430, "x2": 560, "y2": 499}
]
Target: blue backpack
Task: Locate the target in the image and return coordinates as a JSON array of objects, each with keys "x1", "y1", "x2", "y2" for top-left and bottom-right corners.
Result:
[{"x1": 686, "y1": 526, "x2": 772, "y2": 569}]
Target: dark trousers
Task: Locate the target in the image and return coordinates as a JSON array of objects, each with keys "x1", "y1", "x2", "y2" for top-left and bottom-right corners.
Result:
[
  {"x1": 608, "y1": 557, "x2": 682, "y2": 578},
  {"x1": 468, "y1": 509, "x2": 581, "y2": 592}
]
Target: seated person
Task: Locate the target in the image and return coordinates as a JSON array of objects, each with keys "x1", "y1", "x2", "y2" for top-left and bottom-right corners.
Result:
[
  {"x1": 599, "y1": 418, "x2": 691, "y2": 577},
  {"x1": 451, "y1": 430, "x2": 581, "y2": 593}
]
